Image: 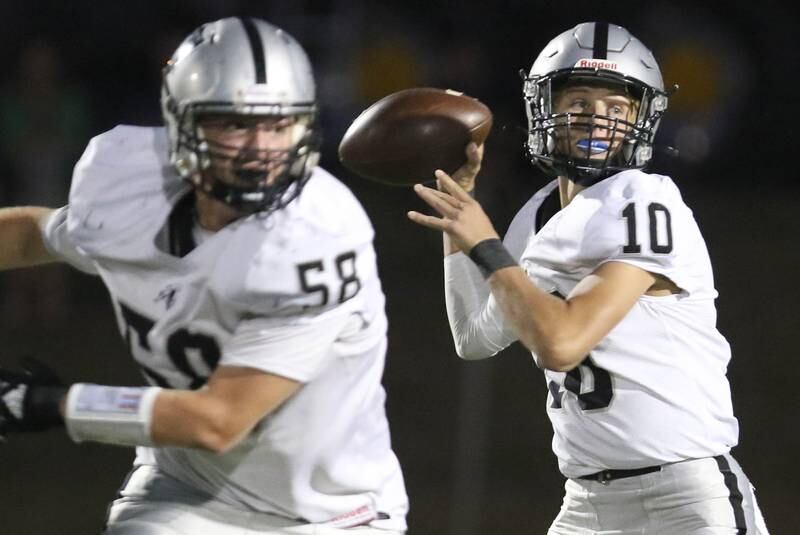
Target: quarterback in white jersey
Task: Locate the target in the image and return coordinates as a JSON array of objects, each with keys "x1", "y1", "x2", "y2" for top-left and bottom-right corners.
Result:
[
  {"x1": 0, "y1": 18, "x2": 407, "y2": 534},
  {"x1": 408, "y1": 22, "x2": 767, "y2": 534}
]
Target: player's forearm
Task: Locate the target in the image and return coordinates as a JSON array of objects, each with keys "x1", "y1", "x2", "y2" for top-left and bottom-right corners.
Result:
[
  {"x1": 8, "y1": 325, "x2": 296, "y2": 456},
  {"x1": 0, "y1": 207, "x2": 58, "y2": 270},
  {"x1": 58, "y1": 385, "x2": 252, "y2": 453},
  {"x1": 151, "y1": 368, "x2": 301, "y2": 453},
  {"x1": 52, "y1": 368, "x2": 299, "y2": 453},
  {"x1": 149, "y1": 389, "x2": 252, "y2": 453},
  {"x1": 487, "y1": 267, "x2": 588, "y2": 371}
]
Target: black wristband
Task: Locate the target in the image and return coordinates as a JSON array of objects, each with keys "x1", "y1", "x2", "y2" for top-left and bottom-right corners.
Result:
[
  {"x1": 24, "y1": 385, "x2": 68, "y2": 431},
  {"x1": 468, "y1": 238, "x2": 517, "y2": 279}
]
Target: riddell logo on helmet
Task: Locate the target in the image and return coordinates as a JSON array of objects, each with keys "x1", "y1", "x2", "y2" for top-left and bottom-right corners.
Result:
[{"x1": 575, "y1": 59, "x2": 619, "y2": 71}]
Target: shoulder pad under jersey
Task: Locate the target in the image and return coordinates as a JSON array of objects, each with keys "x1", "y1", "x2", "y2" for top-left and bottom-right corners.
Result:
[
  {"x1": 576, "y1": 170, "x2": 707, "y2": 290},
  {"x1": 66, "y1": 125, "x2": 184, "y2": 255},
  {"x1": 214, "y1": 167, "x2": 379, "y2": 316},
  {"x1": 504, "y1": 179, "x2": 559, "y2": 260}
]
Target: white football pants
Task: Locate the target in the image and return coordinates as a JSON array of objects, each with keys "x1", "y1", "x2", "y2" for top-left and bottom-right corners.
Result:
[
  {"x1": 549, "y1": 454, "x2": 769, "y2": 534},
  {"x1": 103, "y1": 466, "x2": 404, "y2": 535}
]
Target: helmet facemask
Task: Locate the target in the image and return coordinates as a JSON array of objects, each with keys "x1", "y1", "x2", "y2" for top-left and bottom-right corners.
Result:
[
  {"x1": 524, "y1": 69, "x2": 668, "y2": 186},
  {"x1": 170, "y1": 102, "x2": 321, "y2": 214}
]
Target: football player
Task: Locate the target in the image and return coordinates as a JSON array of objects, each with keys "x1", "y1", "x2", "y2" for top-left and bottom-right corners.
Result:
[
  {"x1": 408, "y1": 22, "x2": 769, "y2": 534},
  {"x1": 0, "y1": 17, "x2": 408, "y2": 534}
]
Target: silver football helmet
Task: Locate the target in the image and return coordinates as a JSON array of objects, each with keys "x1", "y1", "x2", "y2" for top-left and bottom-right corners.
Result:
[
  {"x1": 161, "y1": 17, "x2": 320, "y2": 213},
  {"x1": 523, "y1": 22, "x2": 669, "y2": 184}
]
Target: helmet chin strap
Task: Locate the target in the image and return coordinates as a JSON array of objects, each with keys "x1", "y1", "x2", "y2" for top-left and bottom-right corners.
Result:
[
  {"x1": 191, "y1": 145, "x2": 319, "y2": 214},
  {"x1": 204, "y1": 178, "x2": 270, "y2": 212},
  {"x1": 564, "y1": 166, "x2": 617, "y2": 188},
  {"x1": 540, "y1": 155, "x2": 614, "y2": 188}
]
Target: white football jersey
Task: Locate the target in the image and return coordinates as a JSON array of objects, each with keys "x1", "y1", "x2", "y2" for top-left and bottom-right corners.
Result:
[
  {"x1": 448, "y1": 170, "x2": 739, "y2": 478},
  {"x1": 514, "y1": 171, "x2": 739, "y2": 477},
  {"x1": 43, "y1": 125, "x2": 408, "y2": 529}
]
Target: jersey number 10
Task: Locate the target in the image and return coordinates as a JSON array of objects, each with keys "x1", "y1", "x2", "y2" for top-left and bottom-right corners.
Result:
[
  {"x1": 622, "y1": 202, "x2": 673, "y2": 254},
  {"x1": 548, "y1": 357, "x2": 613, "y2": 411}
]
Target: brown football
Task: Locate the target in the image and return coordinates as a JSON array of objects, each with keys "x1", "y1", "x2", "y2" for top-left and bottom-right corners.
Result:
[{"x1": 338, "y1": 87, "x2": 493, "y2": 186}]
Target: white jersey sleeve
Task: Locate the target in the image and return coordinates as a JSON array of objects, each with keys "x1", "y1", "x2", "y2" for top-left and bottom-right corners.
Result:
[
  {"x1": 222, "y1": 302, "x2": 380, "y2": 382},
  {"x1": 442, "y1": 180, "x2": 559, "y2": 359},
  {"x1": 42, "y1": 125, "x2": 185, "y2": 269},
  {"x1": 574, "y1": 170, "x2": 714, "y2": 297},
  {"x1": 42, "y1": 206, "x2": 98, "y2": 275},
  {"x1": 443, "y1": 253, "x2": 512, "y2": 359}
]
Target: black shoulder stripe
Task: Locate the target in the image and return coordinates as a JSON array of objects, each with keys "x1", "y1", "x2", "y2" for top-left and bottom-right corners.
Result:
[
  {"x1": 240, "y1": 17, "x2": 267, "y2": 84},
  {"x1": 168, "y1": 191, "x2": 197, "y2": 258},
  {"x1": 535, "y1": 186, "x2": 561, "y2": 233},
  {"x1": 593, "y1": 22, "x2": 609, "y2": 60}
]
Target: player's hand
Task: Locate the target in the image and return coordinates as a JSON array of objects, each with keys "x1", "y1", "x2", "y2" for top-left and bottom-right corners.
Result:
[
  {"x1": 407, "y1": 169, "x2": 499, "y2": 253},
  {"x1": 448, "y1": 142, "x2": 483, "y2": 193},
  {"x1": 0, "y1": 358, "x2": 66, "y2": 440}
]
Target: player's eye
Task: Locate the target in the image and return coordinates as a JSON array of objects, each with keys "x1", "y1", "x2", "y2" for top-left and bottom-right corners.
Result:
[
  {"x1": 271, "y1": 118, "x2": 296, "y2": 133},
  {"x1": 224, "y1": 121, "x2": 250, "y2": 132},
  {"x1": 570, "y1": 99, "x2": 587, "y2": 110}
]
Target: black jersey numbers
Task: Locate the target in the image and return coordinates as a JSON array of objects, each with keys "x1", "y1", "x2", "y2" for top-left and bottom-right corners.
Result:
[
  {"x1": 118, "y1": 301, "x2": 221, "y2": 389},
  {"x1": 622, "y1": 202, "x2": 673, "y2": 254},
  {"x1": 166, "y1": 328, "x2": 221, "y2": 389},
  {"x1": 297, "y1": 261, "x2": 328, "y2": 306},
  {"x1": 335, "y1": 252, "x2": 362, "y2": 303},
  {"x1": 546, "y1": 291, "x2": 614, "y2": 411},
  {"x1": 548, "y1": 357, "x2": 613, "y2": 411},
  {"x1": 297, "y1": 251, "x2": 362, "y2": 308}
]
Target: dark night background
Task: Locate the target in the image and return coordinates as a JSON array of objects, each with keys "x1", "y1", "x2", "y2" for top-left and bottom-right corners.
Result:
[{"x1": 0, "y1": 1, "x2": 797, "y2": 533}]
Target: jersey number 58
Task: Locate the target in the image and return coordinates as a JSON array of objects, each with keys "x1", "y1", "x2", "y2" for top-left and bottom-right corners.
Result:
[{"x1": 296, "y1": 251, "x2": 362, "y2": 308}]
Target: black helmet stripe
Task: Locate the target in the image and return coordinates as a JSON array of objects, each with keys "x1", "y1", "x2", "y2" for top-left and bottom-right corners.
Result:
[
  {"x1": 240, "y1": 17, "x2": 267, "y2": 83},
  {"x1": 592, "y1": 22, "x2": 609, "y2": 59}
]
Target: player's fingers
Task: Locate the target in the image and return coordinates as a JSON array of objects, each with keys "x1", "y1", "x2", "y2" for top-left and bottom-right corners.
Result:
[
  {"x1": 465, "y1": 142, "x2": 483, "y2": 170},
  {"x1": 407, "y1": 211, "x2": 448, "y2": 232},
  {"x1": 450, "y1": 143, "x2": 482, "y2": 185},
  {"x1": 413, "y1": 184, "x2": 462, "y2": 217},
  {"x1": 435, "y1": 170, "x2": 473, "y2": 202},
  {"x1": 417, "y1": 184, "x2": 463, "y2": 208}
]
